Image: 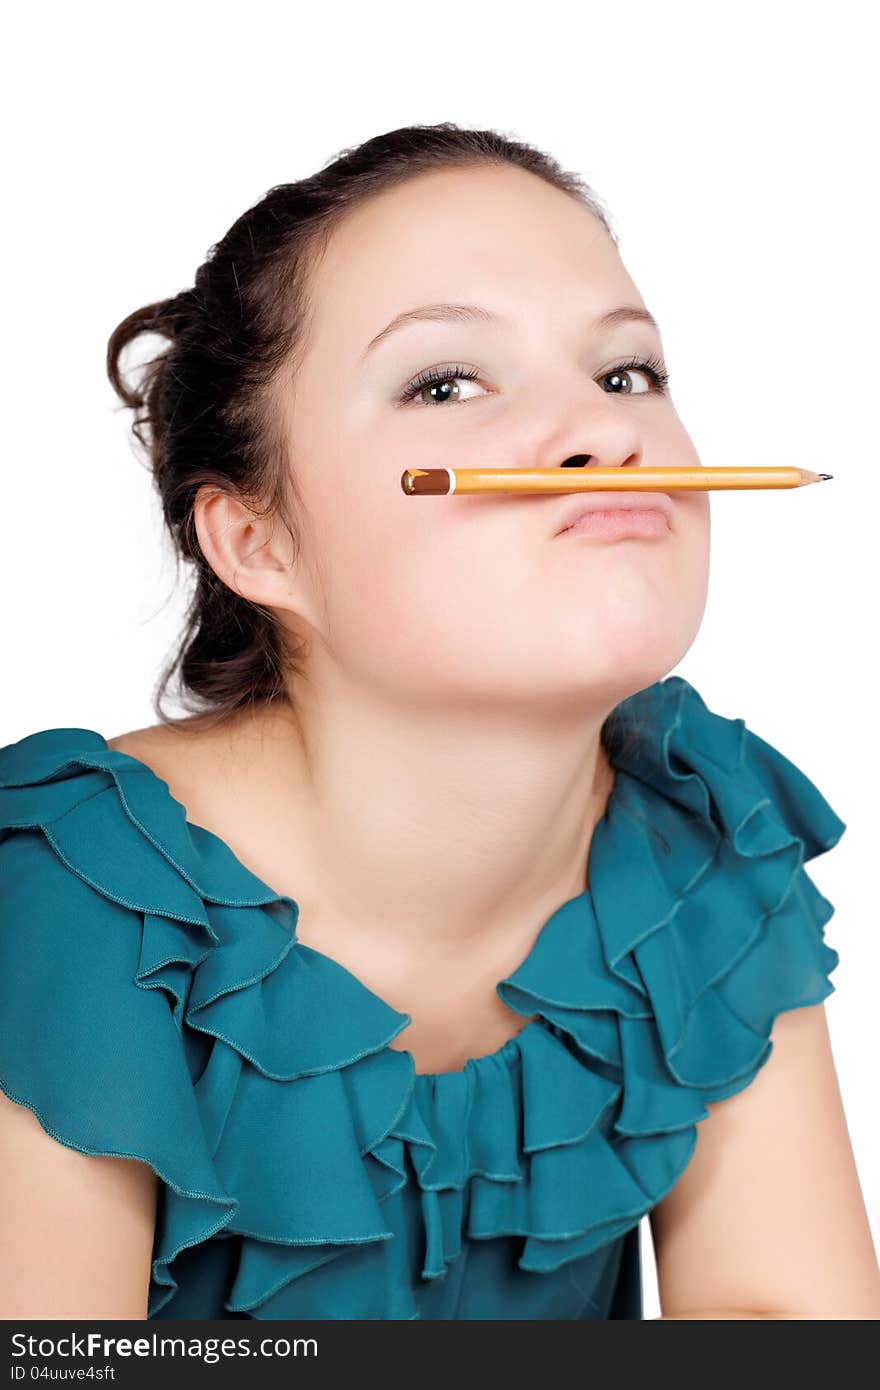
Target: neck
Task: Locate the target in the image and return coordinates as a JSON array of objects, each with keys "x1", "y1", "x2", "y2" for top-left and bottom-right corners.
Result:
[{"x1": 215, "y1": 672, "x2": 619, "y2": 973}]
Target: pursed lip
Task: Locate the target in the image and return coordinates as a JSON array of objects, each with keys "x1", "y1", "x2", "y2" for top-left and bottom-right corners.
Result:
[{"x1": 553, "y1": 490, "x2": 674, "y2": 537}]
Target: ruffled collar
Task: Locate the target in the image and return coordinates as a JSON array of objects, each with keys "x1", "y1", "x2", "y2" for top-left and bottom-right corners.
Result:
[
  {"x1": 0, "y1": 675, "x2": 847, "y2": 1316},
  {"x1": 0, "y1": 677, "x2": 842, "y2": 1077}
]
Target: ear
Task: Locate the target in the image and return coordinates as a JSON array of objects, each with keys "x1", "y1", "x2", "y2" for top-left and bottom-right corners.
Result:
[{"x1": 192, "y1": 486, "x2": 324, "y2": 631}]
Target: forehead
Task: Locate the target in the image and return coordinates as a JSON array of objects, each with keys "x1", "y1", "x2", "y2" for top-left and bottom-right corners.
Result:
[{"x1": 303, "y1": 164, "x2": 639, "y2": 354}]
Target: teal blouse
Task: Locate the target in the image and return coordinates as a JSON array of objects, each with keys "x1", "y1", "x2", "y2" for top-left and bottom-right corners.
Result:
[{"x1": 0, "y1": 677, "x2": 846, "y2": 1320}]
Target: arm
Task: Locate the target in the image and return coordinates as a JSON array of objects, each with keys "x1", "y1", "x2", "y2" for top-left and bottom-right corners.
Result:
[
  {"x1": 648, "y1": 1001, "x2": 880, "y2": 1321},
  {"x1": 656, "y1": 1311, "x2": 805, "y2": 1319},
  {"x1": 0, "y1": 1086, "x2": 158, "y2": 1319}
]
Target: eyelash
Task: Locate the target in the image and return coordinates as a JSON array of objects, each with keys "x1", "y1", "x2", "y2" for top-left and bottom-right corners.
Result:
[{"x1": 397, "y1": 353, "x2": 671, "y2": 405}]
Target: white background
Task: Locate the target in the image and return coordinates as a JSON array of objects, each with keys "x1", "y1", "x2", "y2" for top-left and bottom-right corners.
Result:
[{"x1": 3, "y1": 0, "x2": 877, "y2": 1320}]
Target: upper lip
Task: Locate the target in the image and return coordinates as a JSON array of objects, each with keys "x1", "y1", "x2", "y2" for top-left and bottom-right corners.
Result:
[{"x1": 553, "y1": 490, "x2": 673, "y2": 536}]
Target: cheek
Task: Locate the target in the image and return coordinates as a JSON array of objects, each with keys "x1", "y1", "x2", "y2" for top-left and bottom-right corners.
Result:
[
  {"x1": 315, "y1": 490, "x2": 711, "y2": 701},
  {"x1": 317, "y1": 495, "x2": 521, "y2": 689}
]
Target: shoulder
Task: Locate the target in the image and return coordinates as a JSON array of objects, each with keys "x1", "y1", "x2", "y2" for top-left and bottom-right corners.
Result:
[
  {"x1": 104, "y1": 706, "x2": 292, "y2": 821},
  {"x1": 0, "y1": 723, "x2": 250, "y2": 1318},
  {"x1": 0, "y1": 723, "x2": 216, "y2": 1148},
  {"x1": 104, "y1": 723, "x2": 200, "y2": 822},
  {"x1": 0, "y1": 723, "x2": 201, "y2": 1017},
  {"x1": 106, "y1": 719, "x2": 213, "y2": 794},
  {"x1": 106, "y1": 714, "x2": 214, "y2": 759},
  {"x1": 600, "y1": 679, "x2": 870, "y2": 1315},
  {"x1": 105, "y1": 724, "x2": 169, "y2": 759},
  {"x1": 0, "y1": 719, "x2": 395, "y2": 1319}
]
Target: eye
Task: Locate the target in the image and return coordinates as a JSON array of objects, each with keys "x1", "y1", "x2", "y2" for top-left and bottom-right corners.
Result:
[
  {"x1": 600, "y1": 354, "x2": 670, "y2": 395},
  {"x1": 398, "y1": 363, "x2": 487, "y2": 407},
  {"x1": 397, "y1": 352, "x2": 671, "y2": 408}
]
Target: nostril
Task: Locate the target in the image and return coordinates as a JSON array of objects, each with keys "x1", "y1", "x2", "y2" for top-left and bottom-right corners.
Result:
[{"x1": 560, "y1": 455, "x2": 591, "y2": 468}]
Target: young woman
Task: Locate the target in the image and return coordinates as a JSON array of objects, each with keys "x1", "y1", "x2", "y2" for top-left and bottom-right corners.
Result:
[{"x1": 1, "y1": 123, "x2": 877, "y2": 1321}]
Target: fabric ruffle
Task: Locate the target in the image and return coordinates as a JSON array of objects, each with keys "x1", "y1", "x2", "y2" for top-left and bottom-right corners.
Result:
[{"x1": 0, "y1": 677, "x2": 846, "y2": 1319}]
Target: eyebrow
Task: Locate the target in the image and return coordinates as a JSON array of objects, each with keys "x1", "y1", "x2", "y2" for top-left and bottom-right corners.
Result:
[{"x1": 360, "y1": 302, "x2": 661, "y2": 361}]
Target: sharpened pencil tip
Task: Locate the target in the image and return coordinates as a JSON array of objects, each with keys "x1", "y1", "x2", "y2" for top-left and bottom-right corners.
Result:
[{"x1": 819, "y1": 473, "x2": 833, "y2": 480}]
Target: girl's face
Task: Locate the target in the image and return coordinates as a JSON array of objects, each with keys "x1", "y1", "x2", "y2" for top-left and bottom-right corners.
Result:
[{"x1": 278, "y1": 163, "x2": 709, "y2": 712}]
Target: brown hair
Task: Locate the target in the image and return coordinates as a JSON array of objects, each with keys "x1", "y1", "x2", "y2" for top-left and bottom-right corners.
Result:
[{"x1": 106, "y1": 121, "x2": 627, "y2": 746}]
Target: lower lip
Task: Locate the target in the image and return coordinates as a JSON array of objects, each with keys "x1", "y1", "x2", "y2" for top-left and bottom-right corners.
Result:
[{"x1": 558, "y1": 508, "x2": 671, "y2": 541}]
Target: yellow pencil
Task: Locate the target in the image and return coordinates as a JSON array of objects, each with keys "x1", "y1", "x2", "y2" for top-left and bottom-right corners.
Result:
[{"x1": 401, "y1": 466, "x2": 832, "y2": 496}]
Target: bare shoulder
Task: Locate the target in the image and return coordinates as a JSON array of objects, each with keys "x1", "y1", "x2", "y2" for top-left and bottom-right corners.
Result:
[
  {"x1": 106, "y1": 717, "x2": 212, "y2": 763},
  {"x1": 106, "y1": 714, "x2": 263, "y2": 843},
  {"x1": 103, "y1": 704, "x2": 305, "y2": 880},
  {"x1": 105, "y1": 702, "x2": 292, "y2": 774},
  {"x1": 105, "y1": 699, "x2": 280, "y2": 773}
]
